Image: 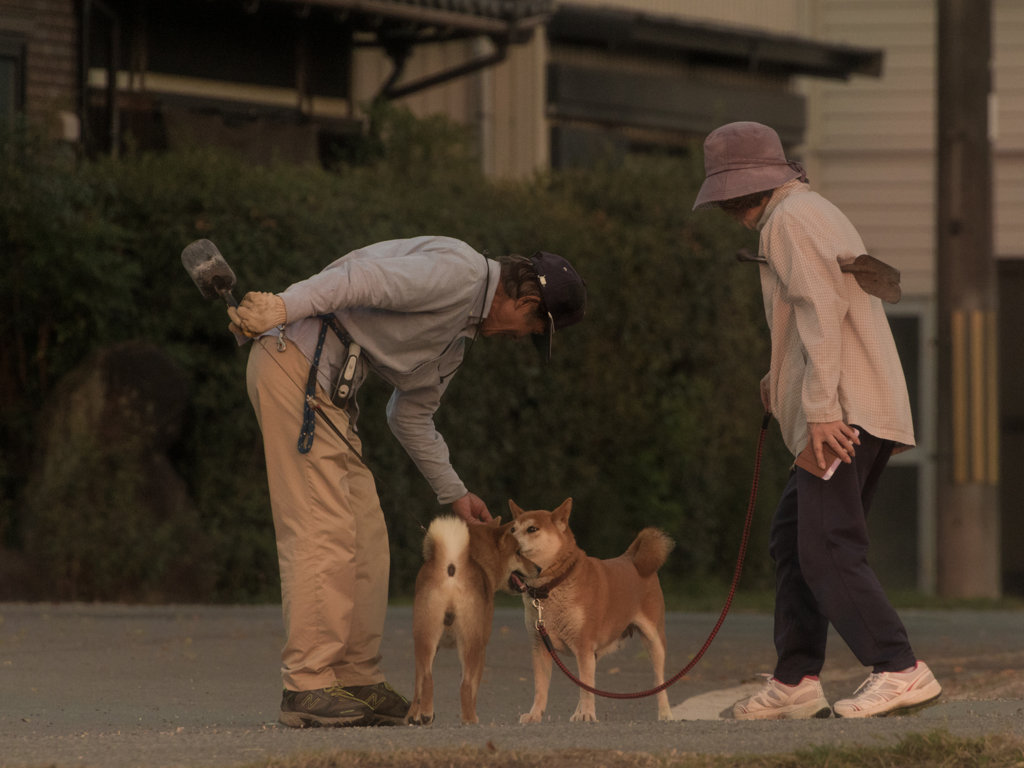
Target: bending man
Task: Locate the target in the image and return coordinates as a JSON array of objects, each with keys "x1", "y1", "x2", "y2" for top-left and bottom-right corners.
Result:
[{"x1": 227, "y1": 237, "x2": 586, "y2": 728}]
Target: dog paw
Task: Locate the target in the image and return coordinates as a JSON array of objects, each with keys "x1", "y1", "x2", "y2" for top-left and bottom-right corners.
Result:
[
  {"x1": 519, "y1": 711, "x2": 543, "y2": 724},
  {"x1": 570, "y1": 712, "x2": 598, "y2": 722},
  {"x1": 408, "y1": 714, "x2": 433, "y2": 726},
  {"x1": 658, "y1": 710, "x2": 674, "y2": 722}
]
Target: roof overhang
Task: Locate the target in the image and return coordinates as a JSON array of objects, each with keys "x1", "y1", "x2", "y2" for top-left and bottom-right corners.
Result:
[
  {"x1": 548, "y1": 4, "x2": 883, "y2": 80},
  {"x1": 279, "y1": 0, "x2": 553, "y2": 38}
]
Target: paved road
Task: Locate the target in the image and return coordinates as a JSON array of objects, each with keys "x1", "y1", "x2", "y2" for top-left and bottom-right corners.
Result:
[{"x1": 1, "y1": 603, "x2": 1022, "y2": 767}]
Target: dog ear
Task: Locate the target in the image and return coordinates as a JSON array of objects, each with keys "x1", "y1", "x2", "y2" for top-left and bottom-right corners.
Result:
[
  {"x1": 488, "y1": 515, "x2": 503, "y2": 526},
  {"x1": 497, "y1": 521, "x2": 517, "y2": 549},
  {"x1": 508, "y1": 499, "x2": 525, "y2": 519},
  {"x1": 552, "y1": 498, "x2": 573, "y2": 531}
]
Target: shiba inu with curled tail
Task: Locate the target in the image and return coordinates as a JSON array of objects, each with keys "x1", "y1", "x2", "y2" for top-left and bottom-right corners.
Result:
[
  {"x1": 509, "y1": 498, "x2": 675, "y2": 723},
  {"x1": 408, "y1": 516, "x2": 538, "y2": 725}
]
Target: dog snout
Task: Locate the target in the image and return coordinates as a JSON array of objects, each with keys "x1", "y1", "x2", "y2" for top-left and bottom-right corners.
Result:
[{"x1": 519, "y1": 556, "x2": 542, "y2": 578}]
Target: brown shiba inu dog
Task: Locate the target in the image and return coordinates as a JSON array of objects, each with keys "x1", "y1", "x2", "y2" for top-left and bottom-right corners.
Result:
[
  {"x1": 408, "y1": 516, "x2": 538, "y2": 725},
  {"x1": 509, "y1": 498, "x2": 675, "y2": 723}
]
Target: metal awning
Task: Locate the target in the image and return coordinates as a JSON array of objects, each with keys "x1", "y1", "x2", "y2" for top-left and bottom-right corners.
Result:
[{"x1": 548, "y1": 4, "x2": 883, "y2": 80}]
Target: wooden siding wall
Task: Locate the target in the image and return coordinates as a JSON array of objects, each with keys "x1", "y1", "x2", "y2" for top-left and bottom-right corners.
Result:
[{"x1": 0, "y1": 0, "x2": 77, "y2": 125}]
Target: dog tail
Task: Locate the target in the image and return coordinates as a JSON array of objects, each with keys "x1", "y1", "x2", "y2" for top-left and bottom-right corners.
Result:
[
  {"x1": 422, "y1": 515, "x2": 470, "y2": 570},
  {"x1": 626, "y1": 528, "x2": 675, "y2": 578}
]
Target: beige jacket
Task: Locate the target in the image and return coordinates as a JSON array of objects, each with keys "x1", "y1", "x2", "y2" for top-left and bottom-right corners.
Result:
[{"x1": 756, "y1": 180, "x2": 915, "y2": 457}]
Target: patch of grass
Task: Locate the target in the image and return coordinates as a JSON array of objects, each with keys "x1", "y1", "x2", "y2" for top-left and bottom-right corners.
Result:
[
  {"x1": 244, "y1": 731, "x2": 1024, "y2": 768},
  {"x1": 773, "y1": 730, "x2": 1024, "y2": 768},
  {"x1": 660, "y1": 582, "x2": 776, "y2": 614},
  {"x1": 886, "y1": 590, "x2": 1024, "y2": 612}
]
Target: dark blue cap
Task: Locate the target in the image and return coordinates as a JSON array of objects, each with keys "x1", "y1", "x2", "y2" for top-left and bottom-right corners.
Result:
[{"x1": 529, "y1": 251, "x2": 587, "y2": 363}]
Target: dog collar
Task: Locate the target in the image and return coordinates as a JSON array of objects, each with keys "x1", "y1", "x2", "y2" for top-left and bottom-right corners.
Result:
[{"x1": 525, "y1": 558, "x2": 578, "y2": 600}]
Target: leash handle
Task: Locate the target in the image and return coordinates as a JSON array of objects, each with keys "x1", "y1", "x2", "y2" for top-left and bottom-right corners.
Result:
[{"x1": 537, "y1": 413, "x2": 771, "y2": 700}]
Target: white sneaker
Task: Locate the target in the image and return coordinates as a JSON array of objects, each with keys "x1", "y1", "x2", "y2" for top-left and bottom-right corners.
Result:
[
  {"x1": 833, "y1": 661, "x2": 942, "y2": 718},
  {"x1": 733, "y1": 674, "x2": 832, "y2": 720}
]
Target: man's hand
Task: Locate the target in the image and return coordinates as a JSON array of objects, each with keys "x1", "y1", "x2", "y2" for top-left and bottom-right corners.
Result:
[
  {"x1": 760, "y1": 374, "x2": 771, "y2": 413},
  {"x1": 451, "y1": 492, "x2": 493, "y2": 525},
  {"x1": 227, "y1": 292, "x2": 287, "y2": 338},
  {"x1": 808, "y1": 421, "x2": 860, "y2": 470}
]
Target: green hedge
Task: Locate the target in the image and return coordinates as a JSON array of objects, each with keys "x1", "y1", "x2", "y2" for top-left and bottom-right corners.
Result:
[{"x1": 0, "y1": 113, "x2": 792, "y2": 602}]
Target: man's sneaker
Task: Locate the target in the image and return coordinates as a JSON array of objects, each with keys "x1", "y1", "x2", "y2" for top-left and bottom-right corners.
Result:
[
  {"x1": 341, "y1": 682, "x2": 410, "y2": 726},
  {"x1": 280, "y1": 685, "x2": 374, "y2": 728},
  {"x1": 833, "y1": 661, "x2": 942, "y2": 718},
  {"x1": 733, "y1": 675, "x2": 832, "y2": 720}
]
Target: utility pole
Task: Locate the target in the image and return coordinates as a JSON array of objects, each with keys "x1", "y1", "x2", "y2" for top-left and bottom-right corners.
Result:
[{"x1": 936, "y1": 0, "x2": 1000, "y2": 597}]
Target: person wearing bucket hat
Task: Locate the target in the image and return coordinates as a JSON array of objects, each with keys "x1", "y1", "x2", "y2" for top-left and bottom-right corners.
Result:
[
  {"x1": 226, "y1": 236, "x2": 586, "y2": 729},
  {"x1": 694, "y1": 122, "x2": 940, "y2": 720}
]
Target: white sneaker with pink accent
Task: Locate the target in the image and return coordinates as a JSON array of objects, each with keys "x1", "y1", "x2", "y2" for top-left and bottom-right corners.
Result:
[
  {"x1": 733, "y1": 674, "x2": 832, "y2": 720},
  {"x1": 832, "y1": 661, "x2": 942, "y2": 718}
]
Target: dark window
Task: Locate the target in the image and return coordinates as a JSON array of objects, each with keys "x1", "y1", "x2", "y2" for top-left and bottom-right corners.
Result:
[
  {"x1": 998, "y1": 259, "x2": 1024, "y2": 595},
  {"x1": 0, "y1": 34, "x2": 26, "y2": 120},
  {"x1": 868, "y1": 465, "x2": 919, "y2": 590},
  {"x1": 866, "y1": 314, "x2": 921, "y2": 591},
  {"x1": 889, "y1": 315, "x2": 921, "y2": 433},
  {"x1": 143, "y1": 0, "x2": 350, "y2": 98}
]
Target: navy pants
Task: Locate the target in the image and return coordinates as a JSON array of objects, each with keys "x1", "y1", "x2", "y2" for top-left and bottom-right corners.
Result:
[{"x1": 770, "y1": 427, "x2": 917, "y2": 684}]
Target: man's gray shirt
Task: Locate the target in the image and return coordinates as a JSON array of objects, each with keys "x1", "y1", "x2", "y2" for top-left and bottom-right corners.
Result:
[{"x1": 267, "y1": 236, "x2": 500, "y2": 505}]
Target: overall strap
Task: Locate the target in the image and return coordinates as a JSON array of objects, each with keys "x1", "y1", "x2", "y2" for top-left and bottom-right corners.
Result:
[{"x1": 297, "y1": 316, "x2": 332, "y2": 454}]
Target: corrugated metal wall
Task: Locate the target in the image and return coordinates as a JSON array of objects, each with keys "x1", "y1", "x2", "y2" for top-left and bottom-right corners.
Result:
[
  {"x1": 351, "y1": 40, "x2": 477, "y2": 126},
  {"x1": 351, "y1": 32, "x2": 547, "y2": 179}
]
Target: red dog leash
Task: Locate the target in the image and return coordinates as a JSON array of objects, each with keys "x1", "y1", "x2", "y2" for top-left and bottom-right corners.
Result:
[{"x1": 534, "y1": 411, "x2": 772, "y2": 699}]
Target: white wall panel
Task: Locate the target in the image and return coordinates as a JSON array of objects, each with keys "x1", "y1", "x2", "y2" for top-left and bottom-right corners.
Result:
[
  {"x1": 994, "y1": 1, "x2": 1024, "y2": 254},
  {"x1": 800, "y1": 0, "x2": 936, "y2": 298},
  {"x1": 996, "y1": 156, "x2": 1024, "y2": 256}
]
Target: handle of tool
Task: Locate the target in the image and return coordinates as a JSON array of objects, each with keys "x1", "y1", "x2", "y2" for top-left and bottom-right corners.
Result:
[{"x1": 223, "y1": 291, "x2": 239, "y2": 308}]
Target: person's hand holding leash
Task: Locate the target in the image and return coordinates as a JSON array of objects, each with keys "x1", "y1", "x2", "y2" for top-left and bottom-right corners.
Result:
[
  {"x1": 451, "y1": 492, "x2": 493, "y2": 524},
  {"x1": 807, "y1": 421, "x2": 860, "y2": 470},
  {"x1": 760, "y1": 374, "x2": 771, "y2": 413},
  {"x1": 228, "y1": 292, "x2": 287, "y2": 338}
]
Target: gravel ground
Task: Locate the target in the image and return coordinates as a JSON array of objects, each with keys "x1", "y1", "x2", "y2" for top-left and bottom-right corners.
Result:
[{"x1": 0, "y1": 603, "x2": 1022, "y2": 767}]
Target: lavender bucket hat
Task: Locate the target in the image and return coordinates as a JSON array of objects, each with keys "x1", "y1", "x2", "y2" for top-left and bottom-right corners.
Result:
[{"x1": 692, "y1": 122, "x2": 806, "y2": 210}]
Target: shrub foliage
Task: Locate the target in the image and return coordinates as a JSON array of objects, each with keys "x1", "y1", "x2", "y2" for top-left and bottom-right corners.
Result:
[{"x1": 0, "y1": 114, "x2": 791, "y2": 602}]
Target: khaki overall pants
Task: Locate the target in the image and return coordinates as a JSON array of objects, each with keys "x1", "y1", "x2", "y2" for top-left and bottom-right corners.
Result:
[{"x1": 247, "y1": 337, "x2": 389, "y2": 691}]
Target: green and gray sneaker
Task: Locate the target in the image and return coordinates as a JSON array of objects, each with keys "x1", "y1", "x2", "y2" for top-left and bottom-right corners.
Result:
[
  {"x1": 280, "y1": 684, "x2": 374, "y2": 728},
  {"x1": 341, "y1": 682, "x2": 410, "y2": 726}
]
